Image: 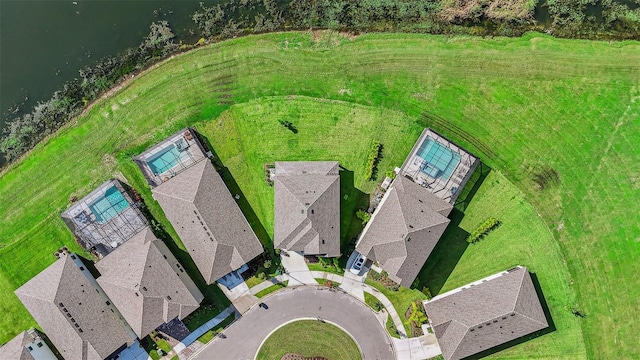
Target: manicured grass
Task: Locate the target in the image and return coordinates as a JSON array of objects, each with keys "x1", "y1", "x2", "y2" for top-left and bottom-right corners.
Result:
[
  {"x1": 365, "y1": 277, "x2": 426, "y2": 336},
  {"x1": 1, "y1": 30, "x2": 638, "y2": 359},
  {"x1": 244, "y1": 276, "x2": 264, "y2": 289},
  {"x1": 307, "y1": 262, "x2": 345, "y2": 276},
  {"x1": 196, "y1": 313, "x2": 236, "y2": 344},
  {"x1": 364, "y1": 292, "x2": 380, "y2": 310},
  {"x1": 256, "y1": 320, "x2": 361, "y2": 360},
  {"x1": 254, "y1": 281, "x2": 288, "y2": 298},
  {"x1": 183, "y1": 303, "x2": 220, "y2": 332}
]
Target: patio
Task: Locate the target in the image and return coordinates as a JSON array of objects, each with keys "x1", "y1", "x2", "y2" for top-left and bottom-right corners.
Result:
[
  {"x1": 399, "y1": 128, "x2": 478, "y2": 204},
  {"x1": 134, "y1": 128, "x2": 210, "y2": 188},
  {"x1": 61, "y1": 179, "x2": 147, "y2": 258}
]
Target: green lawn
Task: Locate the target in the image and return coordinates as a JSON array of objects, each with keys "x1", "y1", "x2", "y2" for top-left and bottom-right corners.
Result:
[
  {"x1": 365, "y1": 277, "x2": 426, "y2": 336},
  {"x1": 421, "y1": 170, "x2": 582, "y2": 358},
  {"x1": 1, "y1": 30, "x2": 639, "y2": 359},
  {"x1": 196, "y1": 313, "x2": 236, "y2": 344},
  {"x1": 256, "y1": 320, "x2": 361, "y2": 360},
  {"x1": 254, "y1": 281, "x2": 288, "y2": 298}
]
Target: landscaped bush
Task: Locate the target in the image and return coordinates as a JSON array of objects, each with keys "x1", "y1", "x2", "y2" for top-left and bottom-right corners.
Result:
[
  {"x1": 467, "y1": 217, "x2": 502, "y2": 244},
  {"x1": 406, "y1": 300, "x2": 428, "y2": 337},
  {"x1": 356, "y1": 209, "x2": 371, "y2": 224},
  {"x1": 364, "y1": 141, "x2": 383, "y2": 181},
  {"x1": 385, "y1": 169, "x2": 397, "y2": 180}
]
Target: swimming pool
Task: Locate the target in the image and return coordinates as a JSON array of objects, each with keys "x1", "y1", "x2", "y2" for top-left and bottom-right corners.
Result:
[
  {"x1": 415, "y1": 137, "x2": 461, "y2": 180},
  {"x1": 88, "y1": 186, "x2": 130, "y2": 223},
  {"x1": 147, "y1": 144, "x2": 181, "y2": 175}
]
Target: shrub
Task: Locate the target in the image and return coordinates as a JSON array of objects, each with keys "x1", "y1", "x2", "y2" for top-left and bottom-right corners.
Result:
[
  {"x1": 421, "y1": 287, "x2": 432, "y2": 300},
  {"x1": 467, "y1": 217, "x2": 502, "y2": 244},
  {"x1": 257, "y1": 272, "x2": 266, "y2": 280},
  {"x1": 277, "y1": 118, "x2": 298, "y2": 134},
  {"x1": 374, "y1": 300, "x2": 384, "y2": 312},
  {"x1": 385, "y1": 169, "x2": 397, "y2": 179},
  {"x1": 364, "y1": 141, "x2": 383, "y2": 181},
  {"x1": 263, "y1": 260, "x2": 272, "y2": 269},
  {"x1": 275, "y1": 248, "x2": 281, "y2": 255},
  {"x1": 318, "y1": 257, "x2": 331, "y2": 267},
  {"x1": 356, "y1": 209, "x2": 371, "y2": 224}
]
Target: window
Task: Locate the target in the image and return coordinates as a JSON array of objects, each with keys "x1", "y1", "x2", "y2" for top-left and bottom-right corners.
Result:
[
  {"x1": 79, "y1": 266, "x2": 85, "y2": 271},
  {"x1": 27, "y1": 346, "x2": 33, "y2": 351},
  {"x1": 166, "y1": 295, "x2": 172, "y2": 300},
  {"x1": 311, "y1": 209, "x2": 314, "y2": 214},
  {"x1": 321, "y1": 240, "x2": 325, "y2": 244},
  {"x1": 78, "y1": 329, "x2": 83, "y2": 333},
  {"x1": 106, "y1": 301, "x2": 111, "y2": 306},
  {"x1": 142, "y1": 287, "x2": 147, "y2": 291},
  {"x1": 67, "y1": 313, "x2": 72, "y2": 318},
  {"x1": 63, "y1": 308, "x2": 68, "y2": 313},
  {"x1": 59, "y1": 302, "x2": 64, "y2": 307},
  {"x1": 179, "y1": 269, "x2": 184, "y2": 273},
  {"x1": 71, "y1": 318, "x2": 75, "y2": 322},
  {"x1": 71, "y1": 255, "x2": 76, "y2": 259},
  {"x1": 163, "y1": 255, "x2": 167, "y2": 259}
]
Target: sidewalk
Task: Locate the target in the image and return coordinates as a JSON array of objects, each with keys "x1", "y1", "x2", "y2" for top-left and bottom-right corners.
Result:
[
  {"x1": 164, "y1": 269, "x2": 440, "y2": 360},
  {"x1": 249, "y1": 275, "x2": 288, "y2": 295},
  {"x1": 162, "y1": 306, "x2": 236, "y2": 360},
  {"x1": 392, "y1": 333, "x2": 441, "y2": 360},
  {"x1": 217, "y1": 281, "x2": 257, "y2": 314},
  {"x1": 309, "y1": 270, "x2": 406, "y2": 340}
]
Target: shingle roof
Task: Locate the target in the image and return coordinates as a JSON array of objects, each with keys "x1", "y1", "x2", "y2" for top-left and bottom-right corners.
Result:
[
  {"x1": 423, "y1": 267, "x2": 549, "y2": 360},
  {"x1": 152, "y1": 159, "x2": 263, "y2": 284},
  {"x1": 15, "y1": 254, "x2": 134, "y2": 360},
  {"x1": 274, "y1": 161, "x2": 340, "y2": 257},
  {"x1": 356, "y1": 176, "x2": 452, "y2": 287},
  {"x1": 96, "y1": 228, "x2": 204, "y2": 338},
  {"x1": 0, "y1": 331, "x2": 32, "y2": 360}
]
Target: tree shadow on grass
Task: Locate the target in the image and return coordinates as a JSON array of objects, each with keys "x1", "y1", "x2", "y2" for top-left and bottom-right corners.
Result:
[
  {"x1": 465, "y1": 272, "x2": 556, "y2": 360},
  {"x1": 338, "y1": 165, "x2": 369, "y2": 266},
  {"x1": 417, "y1": 163, "x2": 491, "y2": 295}
]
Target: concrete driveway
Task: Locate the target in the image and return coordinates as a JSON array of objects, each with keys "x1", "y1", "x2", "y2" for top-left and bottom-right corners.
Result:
[{"x1": 191, "y1": 286, "x2": 394, "y2": 360}]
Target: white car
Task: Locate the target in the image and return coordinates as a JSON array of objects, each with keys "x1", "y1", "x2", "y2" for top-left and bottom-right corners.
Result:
[{"x1": 350, "y1": 253, "x2": 366, "y2": 275}]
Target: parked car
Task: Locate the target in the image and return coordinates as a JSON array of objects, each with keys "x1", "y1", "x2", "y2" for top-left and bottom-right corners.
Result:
[
  {"x1": 258, "y1": 302, "x2": 269, "y2": 309},
  {"x1": 350, "y1": 253, "x2": 366, "y2": 275}
]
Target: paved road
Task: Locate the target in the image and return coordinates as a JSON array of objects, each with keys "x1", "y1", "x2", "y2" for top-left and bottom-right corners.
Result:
[{"x1": 192, "y1": 286, "x2": 395, "y2": 360}]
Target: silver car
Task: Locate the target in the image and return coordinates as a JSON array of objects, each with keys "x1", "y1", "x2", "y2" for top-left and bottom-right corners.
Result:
[{"x1": 350, "y1": 253, "x2": 366, "y2": 275}]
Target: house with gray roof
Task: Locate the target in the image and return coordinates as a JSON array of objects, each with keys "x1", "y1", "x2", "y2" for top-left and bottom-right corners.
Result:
[
  {"x1": 148, "y1": 157, "x2": 263, "y2": 285},
  {"x1": 96, "y1": 227, "x2": 204, "y2": 339},
  {"x1": 355, "y1": 175, "x2": 453, "y2": 287},
  {"x1": 274, "y1": 161, "x2": 340, "y2": 257},
  {"x1": 61, "y1": 179, "x2": 147, "y2": 258},
  {"x1": 423, "y1": 266, "x2": 549, "y2": 360},
  {"x1": 15, "y1": 253, "x2": 136, "y2": 360},
  {"x1": 0, "y1": 329, "x2": 56, "y2": 360}
]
